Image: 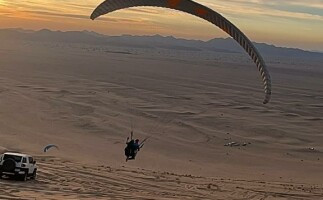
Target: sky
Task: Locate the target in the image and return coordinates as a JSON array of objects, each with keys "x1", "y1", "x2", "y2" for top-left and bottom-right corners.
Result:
[{"x1": 0, "y1": 0, "x2": 322, "y2": 51}]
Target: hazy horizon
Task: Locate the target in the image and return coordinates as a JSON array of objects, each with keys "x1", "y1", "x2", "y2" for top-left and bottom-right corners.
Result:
[
  {"x1": 2, "y1": 27, "x2": 323, "y2": 53},
  {"x1": 1, "y1": 0, "x2": 322, "y2": 51}
]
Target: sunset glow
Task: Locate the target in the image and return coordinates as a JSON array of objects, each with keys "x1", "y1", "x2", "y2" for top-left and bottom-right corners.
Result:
[{"x1": 0, "y1": 0, "x2": 322, "y2": 51}]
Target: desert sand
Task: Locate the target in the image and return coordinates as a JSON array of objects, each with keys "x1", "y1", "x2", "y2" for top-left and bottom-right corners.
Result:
[{"x1": 0, "y1": 39, "x2": 323, "y2": 199}]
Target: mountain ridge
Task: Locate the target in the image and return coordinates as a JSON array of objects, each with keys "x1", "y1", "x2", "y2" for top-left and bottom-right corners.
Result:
[{"x1": 1, "y1": 28, "x2": 322, "y2": 58}]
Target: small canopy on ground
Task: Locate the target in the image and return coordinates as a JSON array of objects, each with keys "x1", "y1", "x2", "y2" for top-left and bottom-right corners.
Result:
[{"x1": 43, "y1": 144, "x2": 59, "y2": 152}]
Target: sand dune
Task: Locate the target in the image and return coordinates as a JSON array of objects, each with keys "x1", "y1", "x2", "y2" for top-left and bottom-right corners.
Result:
[
  {"x1": 0, "y1": 39, "x2": 323, "y2": 199},
  {"x1": 1, "y1": 156, "x2": 323, "y2": 200}
]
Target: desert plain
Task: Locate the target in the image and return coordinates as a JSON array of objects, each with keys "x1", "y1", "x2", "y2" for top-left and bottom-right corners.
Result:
[{"x1": 0, "y1": 35, "x2": 323, "y2": 199}]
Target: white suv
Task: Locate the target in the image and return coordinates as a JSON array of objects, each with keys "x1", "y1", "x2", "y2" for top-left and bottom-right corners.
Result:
[{"x1": 0, "y1": 152, "x2": 37, "y2": 181}]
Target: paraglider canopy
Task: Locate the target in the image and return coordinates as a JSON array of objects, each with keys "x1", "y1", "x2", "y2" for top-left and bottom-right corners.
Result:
[
  {"x1": 90, "y1": 0, "x2": 272, "y2": 104},
  {"x1": 43, "y1": 144, "x2": 59, "y2": 152}
]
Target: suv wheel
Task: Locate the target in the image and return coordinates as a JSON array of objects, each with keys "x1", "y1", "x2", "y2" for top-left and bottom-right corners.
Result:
[
  {"x1": 20, "y1": 173, "x2": 27, "y2": 181},
  {"x1": 2, "y1": 159, "x2": 16, "y2": 172},
  {"x1": 30, "y1": 169, "x2": 37, "y2": 180}
]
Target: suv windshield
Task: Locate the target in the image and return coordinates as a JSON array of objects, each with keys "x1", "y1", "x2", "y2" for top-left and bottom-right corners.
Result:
[{"x1": 3, "y1": 155, "x2": 22, "y2": 162}]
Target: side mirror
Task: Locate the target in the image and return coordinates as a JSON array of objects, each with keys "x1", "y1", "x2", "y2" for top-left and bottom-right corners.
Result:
[{"x1": 33, "y1": 161, "x2": 36, "y2": 164}]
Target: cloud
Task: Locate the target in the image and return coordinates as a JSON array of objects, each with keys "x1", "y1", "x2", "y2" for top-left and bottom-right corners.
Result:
[
  {"x1": 3, "y1": 0, "x2": 323, "y2": 22},
  {"x1": 30, "y1": 10, "x2": 150, "y2": 24},
  {"x1": 200, "y1": 0, "x2": 323, "y2": 21}
]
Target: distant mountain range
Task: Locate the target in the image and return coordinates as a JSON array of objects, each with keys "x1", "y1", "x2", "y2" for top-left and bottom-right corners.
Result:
[{"x1": 1, "y1": 28, "x2": 322, "y2": 59}]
